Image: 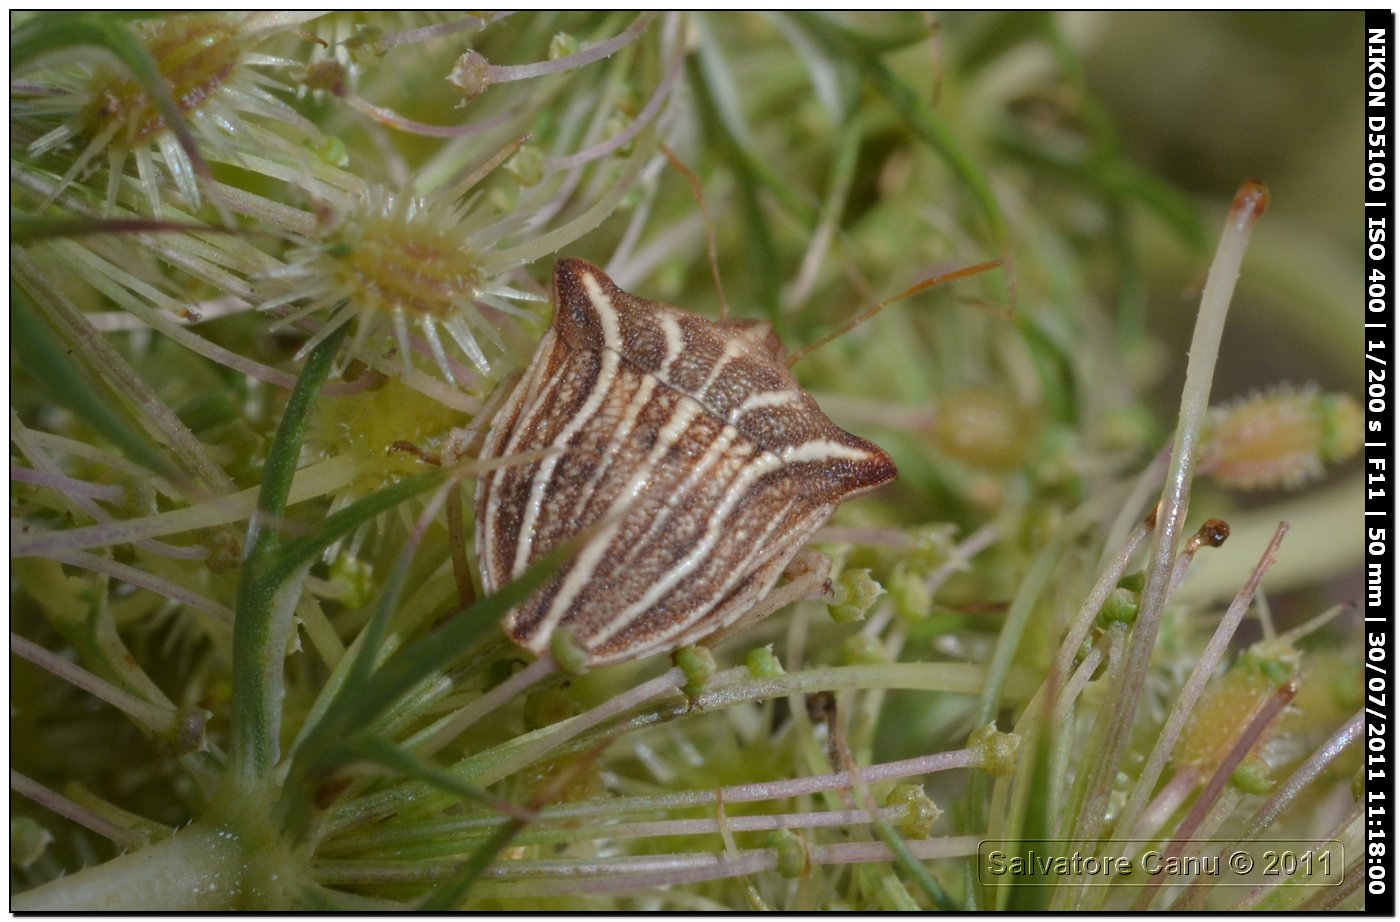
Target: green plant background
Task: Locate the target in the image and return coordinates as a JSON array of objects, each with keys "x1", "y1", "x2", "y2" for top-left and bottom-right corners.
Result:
[{"x1": 10, "y1": 11, "x2": 1364, "y2": 910}]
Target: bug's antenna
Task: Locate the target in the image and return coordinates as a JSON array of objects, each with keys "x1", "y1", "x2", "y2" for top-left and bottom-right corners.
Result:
[
  {"x1": 785, "y1": 259, "x2": 1002, "y2": 367},
  {"x1": 660, "y1": 143, "x2": 731, "y2": 322}
]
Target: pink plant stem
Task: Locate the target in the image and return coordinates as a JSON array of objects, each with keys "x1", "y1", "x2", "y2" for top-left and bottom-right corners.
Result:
[{"x1": 11, "y1": 770, "x2": 142, "y2": 849}]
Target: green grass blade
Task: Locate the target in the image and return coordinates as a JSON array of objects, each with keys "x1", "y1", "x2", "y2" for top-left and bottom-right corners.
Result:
[
  {"x1": 11, "y1": 284, "x2": 181, "y2": 482},
  {"x1": 229, "y1": 323, "x2": 348, "y2": 785}
]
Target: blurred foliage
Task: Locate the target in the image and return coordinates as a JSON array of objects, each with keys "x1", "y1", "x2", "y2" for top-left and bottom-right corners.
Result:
[{"x1": 10, "y1": 12, "x2": 1363, "y2": 910}]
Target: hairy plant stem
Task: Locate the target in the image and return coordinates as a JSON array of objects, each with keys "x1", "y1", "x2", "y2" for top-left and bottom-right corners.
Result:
[
  {"x1": 1068, "y1": 182, "x2": 1268, "y2": 875},
  {"x1": 11, "y1": 822, "x2": 242, "y2": 911},
  {"x1": 1110, "y1": 522, "x2": 1289, "y2": 848},
  {"x1": 230, "y1": 326, "x2": 348, "y2": 786}
]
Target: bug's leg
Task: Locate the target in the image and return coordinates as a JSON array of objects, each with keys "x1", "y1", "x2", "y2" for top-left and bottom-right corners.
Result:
[{"x1": 782, "y1": 548, "x2": 836, "y2": 600}]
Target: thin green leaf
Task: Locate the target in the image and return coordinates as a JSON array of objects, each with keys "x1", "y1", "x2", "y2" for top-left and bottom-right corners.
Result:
[
  {"x1": 949, "y1": 11, "x2": 1053, "y2": 77},
  {"x1": 279, "y1": 522, "x2": 573, "y2": 838},
  {"x1": 11, "y1": 285, "x2": 181, "y2": 482},
  {"x1": 790, "y1": 13, "x2": 1008, "y2": 249},
  {"x1": 870, "y1": 813, "x2": 957, "y2": 910},
  {"x1": 10, "y1": 11, "x2": 150, "y2": 69},
  {"x1": 690, "y1": 16, "x2": 815, "y2": 222},
  {"x1": 11, "y1": 214, "x2": 246, "y2": 245},
  {"x1": 266, "y1": 471, "x2": 446, "y2": 588},
  {"x1": 347, "y1": 736, "x2": 524, "y2": 816},
  {"x1": 229, "y1": 323, "x2": 348, "y2": 784},
  {"x1": 283, "y1": 478, "x2": 453, "y2": 787},
  {"x1": 303, "y1": 536, "x2": 576, "y2": 766},
  {"x1": 686, "y1": 56, "x2": 785, "y2": 311},
  {"x1": 1004, "y1": 695, "x2": 1056, "y2": 911},
  {"x1": 418, "y1": 736, "x2": 608, "y2": 909},
  {"x1": 419, "y1": 815, "x2": 526, "y2": 910}
]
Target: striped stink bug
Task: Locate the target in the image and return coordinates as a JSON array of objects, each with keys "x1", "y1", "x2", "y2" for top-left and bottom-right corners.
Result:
[{"x1": 475, "y1": 258, "x2": 897, "y2": 666}]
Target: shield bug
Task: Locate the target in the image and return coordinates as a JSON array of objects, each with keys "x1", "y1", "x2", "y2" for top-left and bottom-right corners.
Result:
[{"x1": 475, "y1": 258, "x2": 898, "y2": 666}]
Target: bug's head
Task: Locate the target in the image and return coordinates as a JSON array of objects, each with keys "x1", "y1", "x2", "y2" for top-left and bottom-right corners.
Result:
[
  {"x1": 551, "y1": 257, "x2": 615, "y2": 351},
  {"x1": 551, "y1": 258, "x2": 787, "y2": 361}
]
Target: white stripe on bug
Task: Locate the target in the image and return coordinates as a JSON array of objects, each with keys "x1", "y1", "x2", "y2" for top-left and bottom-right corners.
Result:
[
  {"x1": 667, "y1": 497, "x2": 820, "y2": 645},
  {"x1": 602, "y1": 490, "x2": 808, "y2": 651},
  {"x1": 527, "y1": 396, "x2": 707, "y2": 643},
  {"x1": 560, "y1": 267, "x2": 675, "y2": 530},
  {"x1": 564, "y1": 373, "x2": 660, "y2": 524},
  {"x1": 505, "y1": 270, "x2": 630, "y2": 575},
  {"x1": 695, "y1": 333, "x2": 749, "y2": 398},
  {"x1": 731, "y1": 388, "x2": 803, "y2": 422},
  {"x1": 588, "y1": 445, "x2": 783, "y2": 647},
  {"x1": 511, "y1": 348, "x2": 621, "y2": 577},
  {"x1": 778, "y1": 439, "x2": 875, "y2": 465},
  {"x1": 581, "y1": 273, "x2": 624, "y2": 350},
  {"x1": 657, "y1": 312, "x2": 686, "y2": 378},
  {"x1": 478, "y1": 328, "x2": 561, "y2": 583},
  {"x1": 602, "y1": 418, "x2": 754, "y2": 577},
  {"x1": 529, "y1": 270, "x2": 666, "y2": 534}
]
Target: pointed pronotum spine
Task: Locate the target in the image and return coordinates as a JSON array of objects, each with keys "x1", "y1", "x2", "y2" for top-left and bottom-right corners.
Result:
[{"x1": 475, "y1": 258, "x2": 898, "y2": 666}]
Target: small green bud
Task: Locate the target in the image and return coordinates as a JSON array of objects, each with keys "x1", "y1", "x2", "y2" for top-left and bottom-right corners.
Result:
[
  {"x1": 1097, "y1": 587, "x2": 1139, "y2": 627},
  {"x1": 168, "y1": 704, "x2": 212, "y2": 756},
  {"x1": 675, "y1": 644, "x2": 716, "y2": 698},
  {"x1": 969, "y1": 723, "x2": 1020, "y2": 778},
  {"x1": 931, "y1": 388, "x2": 1037, "y2": 471},
  {"x1": 767, "y1": 828, "x2": 807, "y2": 879},
  {"x1": 1243, "y1": 649, "x2": 1296, "y2": 687},
  {"x1": 1319, "y1": 393, "x2": 1364, "y2": 462},
  {"x1": 905, "y1": 524, "x2": 957, "y2": 571},
  {"x1": 314, "y1": 135, "x2": 349, "y2": 168},
  {"x1": 1259, "y1": 657, "x2": 1294, "y2": 685},
  {"x1": 1177, "y1": 648, "x2": 1297, "y2": 771},
  {"x1": 342, "y1": 26, "x2": 385, "y2": 65},
  {"x1": 548, "y1": 32, "x2": 580, "y2": 60},
  {"x1": 489, "y1": 182, "x2": 519, "y2": 215},
  {"x1": 505, "y1": 145, "x2": 545, "y2": 188},
  {"x1": 550, "y1": 628, "x2": 590, "y2": 676},
  {"x1": 890, "y1": 565, "x2": 932, "y2": 623},
  {"x1": 1117, "y1": 571, "x2": 1146, "y2": 594},
  {"x1": 841, "y1": 633, "x2": 887, "y2": 666},
  {"x1": 1231, "y1": 758, "x2": 1274, "y2": 795},
  {"x1": 885, "y1": 784, "x2": 941, "y2": 839},
  {"x1": 828, "y1": 568, "x2": 883, "y2": 624},
  {"x1": 1200, "y1": 386, "x2": 1363, "y2": 490},
  {"x1": 449, "y1": 50, "x2": 492, "y2": 100},
  {"x1": 204, "y1": 527, "x2": 242, "y2": 574},
  {"x1": 11, "y1": 817, "x2": 53, "y2": 869},
  {"x1": 747, "y1": 644, "x2": 784, "y2": 678},
  {"x1": 302, "y1": 59, "x2": 348, "y2": 94}
]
